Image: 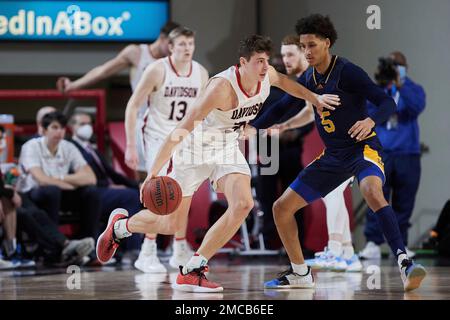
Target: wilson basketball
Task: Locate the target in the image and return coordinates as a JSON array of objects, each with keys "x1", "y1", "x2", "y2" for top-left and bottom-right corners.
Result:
[{"x1": 142, "y1": 176, "x2": 182, "y2": 215}]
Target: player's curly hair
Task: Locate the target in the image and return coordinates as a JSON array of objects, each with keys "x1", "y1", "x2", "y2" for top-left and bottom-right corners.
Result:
[
  {"x1": 238, "y1": 35, "x2": 273, "y2": 61},
  {"x1": 295, "y1": 14, "x2": 338, "y2": 47}
]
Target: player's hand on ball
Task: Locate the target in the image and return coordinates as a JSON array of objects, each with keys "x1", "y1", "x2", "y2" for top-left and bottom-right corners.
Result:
[
  {"x1": 315, "y1": 94, "x2": 340, "y2": 113},
  {"x1": 348, "y1": 117, "x2": 375, "y2": 141}
]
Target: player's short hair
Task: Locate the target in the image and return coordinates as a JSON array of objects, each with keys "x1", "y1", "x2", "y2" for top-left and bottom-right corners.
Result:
[
  {"x1": 160, "y1": 21, "x2": 181, "y2": 37},
  {"x1": 281, "y1": 34, "x2": 300, "y2": 48},
  {"x1": 0, "y1": 125, "x2": 4, "y2": 133},
  {"x1": 295, "y1": 14, "x2": 338, "y2": 47},
  {"x1": 168, "y1": 26, "x2": 195, "y2": 44},
  {"x1": 41, "y1": 111, "x2": 67, "y2": 130},
  {"x1": 238, "y1": 35, "x2": 273, "y2": 61}
]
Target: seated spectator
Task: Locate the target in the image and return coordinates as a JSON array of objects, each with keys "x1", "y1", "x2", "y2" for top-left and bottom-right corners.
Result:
[
  {"x1": 0, "y1": 173, "x2": 35, "y2": 269},
  {"x1": 16, "y1": 111, "x2": 102, "y2": 240},
  {"x1": 18, "y1": 192, "x2": 95, "y2": 267},
  {"x1": 68, "y1": 112, "x2": 142, "y2": 252}
]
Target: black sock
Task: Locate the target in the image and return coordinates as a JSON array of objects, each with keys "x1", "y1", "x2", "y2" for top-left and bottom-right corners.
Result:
[{"x1": 374, "y1": 206, "x2": 406, "y2": 258}]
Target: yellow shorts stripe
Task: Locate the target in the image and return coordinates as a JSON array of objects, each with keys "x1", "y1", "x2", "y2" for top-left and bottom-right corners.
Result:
[{"x1": 363, "y1": 144, "x2": 385, "y2": 174}]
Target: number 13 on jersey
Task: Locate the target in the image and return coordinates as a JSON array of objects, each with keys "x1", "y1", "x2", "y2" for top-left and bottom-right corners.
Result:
[{"x1": 169, "y1": 100, "x2": 187, "y2": 121}]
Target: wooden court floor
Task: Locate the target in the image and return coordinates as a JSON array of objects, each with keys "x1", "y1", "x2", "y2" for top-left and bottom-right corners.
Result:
[{"x1": 1, "y1": 256, "x2": 449, "y2": 300}]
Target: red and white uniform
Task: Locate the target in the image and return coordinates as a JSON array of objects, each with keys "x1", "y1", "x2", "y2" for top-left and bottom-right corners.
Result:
[
  {"x1": 143, "y1": 56, "x2": 203, "y2": 174},
  {"x1": 170, "y1": 65, "x2": 271, "y2": 196}
]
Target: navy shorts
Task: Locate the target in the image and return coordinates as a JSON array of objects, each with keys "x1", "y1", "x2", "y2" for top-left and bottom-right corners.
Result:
[{"x1": 290, "y1": 137, "x2": 385, "y2": 203}]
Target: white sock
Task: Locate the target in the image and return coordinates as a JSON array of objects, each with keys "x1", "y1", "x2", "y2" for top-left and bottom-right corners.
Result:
[
  {"x1": 342, "y1": 245, "x2": 355, "y2": 260},
  {"x1": 291, "y1": 262, "x2": 308, "y2": 275},
  {"x1": 141, "y1": 237, "x2": 157, "y2": 255},
  {"x1": 173, "y1": 238, "x2": 187, "y2": 253},
  {"x1": 183, "y1": 253, "x2": 208, "y2": 274},
  {"x1": 328, "y1": 240, "x2": 343, "y2": 257},
  {"x1": 113, "y1": 219, "x2": 132, "y2": 239}
]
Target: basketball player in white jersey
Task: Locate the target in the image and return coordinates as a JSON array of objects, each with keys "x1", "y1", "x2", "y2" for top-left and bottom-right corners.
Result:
[
  {"x1": 124, "y1": 27, "x2": 209, "y2": 273},
  {"x1": 265, "y1": 34, "x2": 362, "y2": 272},
  {"x1": 56, "y1": 21, "x2": 180, "y2": 174},
  {"x1": 96, "y1": 35, "x2": 340, "y2": 292}
]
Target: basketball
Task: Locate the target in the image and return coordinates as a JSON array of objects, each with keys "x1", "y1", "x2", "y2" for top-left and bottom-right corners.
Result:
[{"x1": 142, "y1": 176, "x2": 182, "y2": 215}]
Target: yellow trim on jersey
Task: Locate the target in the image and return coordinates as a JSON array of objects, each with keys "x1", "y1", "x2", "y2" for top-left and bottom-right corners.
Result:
[
  {"x1": 313, "y1": 55, "x2": 338, "y2": 87},
  {"x1": 360, "y1": 131, "x2": 377, "y2": 142},
  {"x1": 363, "y1": 144, "x2": 385, "y2": 173}
]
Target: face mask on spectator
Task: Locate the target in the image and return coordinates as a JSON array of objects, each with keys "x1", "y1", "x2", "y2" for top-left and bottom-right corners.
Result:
[
  {"x1": 397, "y1": 65, "x2": 406, "y2": 85},
  {"x1": 76, "y1": 124, "x2": 93, "y2": 141}
]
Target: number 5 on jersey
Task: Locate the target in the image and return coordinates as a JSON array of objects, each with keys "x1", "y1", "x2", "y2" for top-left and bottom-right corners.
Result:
[{"x1": 321, "y1": 111, "x2": 336, "y2": 133}]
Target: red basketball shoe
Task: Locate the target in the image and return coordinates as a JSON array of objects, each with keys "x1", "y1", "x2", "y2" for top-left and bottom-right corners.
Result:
[
  {"x1": 96, "y1": 208, "x2": 128, "y2": 264},
  {"x1": 173, "y1": 266, "x2": 224, "y2": 293}
]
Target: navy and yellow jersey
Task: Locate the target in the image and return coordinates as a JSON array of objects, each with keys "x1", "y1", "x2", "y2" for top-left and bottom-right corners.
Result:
[
  {"x1": 301, "y1": 55, "x2": 395, "y2": 149},
  {"x1": 252, "y1": 55, "x2": 396, "y2": 150}
]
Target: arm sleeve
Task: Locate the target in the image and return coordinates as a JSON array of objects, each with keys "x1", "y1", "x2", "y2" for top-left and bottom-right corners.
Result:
[
  {"x1": 340, "y1": 63, "x2": 396, "y2": 125},
  {"x1": 250, "y1": 73, "x2": 307, "y2": 129},
  {"x1": 397, "y1": 79, "x2": 426, "y2": 117}
]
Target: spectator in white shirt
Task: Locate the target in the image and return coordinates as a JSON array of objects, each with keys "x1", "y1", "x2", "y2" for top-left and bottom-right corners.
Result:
[{"x1": 17, "y1": 111, "x2": 102, "y2": 239}]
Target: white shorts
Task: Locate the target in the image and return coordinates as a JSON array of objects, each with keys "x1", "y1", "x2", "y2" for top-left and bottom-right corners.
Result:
[
  {"x1": 143, "y1": 135, "x2": 171, "y2": 175},
  {"x1": 168, "y1": 141, "x2": 251, "y2": 197}
]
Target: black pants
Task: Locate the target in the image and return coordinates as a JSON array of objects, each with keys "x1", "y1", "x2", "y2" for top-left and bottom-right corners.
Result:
[
  {"x1": 256, "y1": 144, "x2": 305, "y2": 249},
  {"x1": 17, "y1": 193, "x2": 67, "y2": 262},
  {"x1": 434, "y1": 200, "x2": 450, "y2": 256},
  {"x1": 28, "y1": 185, "x2": 102, "y2": 239}
]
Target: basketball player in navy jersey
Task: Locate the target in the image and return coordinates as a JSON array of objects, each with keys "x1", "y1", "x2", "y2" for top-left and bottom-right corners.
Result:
[{"x1": 255, "y1": 14, "x2": 426, "y2": 291}]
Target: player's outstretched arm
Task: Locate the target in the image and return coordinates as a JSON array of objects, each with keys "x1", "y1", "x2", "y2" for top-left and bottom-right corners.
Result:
[
  {"x1": 124, "y1": 61, "x2": 165, "y2": 169},
  {"x1": 267, "y1": 102, "x2": 315, "y2": 136},
  {"x1": 56, "y1": 44, "x2": 138, "y2": 93},
  {"x1": 268, "y1": 66, "x2": 340, "y2": 112}
]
